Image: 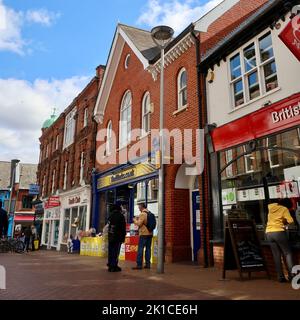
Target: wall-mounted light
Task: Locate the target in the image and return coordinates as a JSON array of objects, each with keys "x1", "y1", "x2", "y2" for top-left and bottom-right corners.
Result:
[{"x1": 207, "y1": 70, "x2": 215, "y2": 84}]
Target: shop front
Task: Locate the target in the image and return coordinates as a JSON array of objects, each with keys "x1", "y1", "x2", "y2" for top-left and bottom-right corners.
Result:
[
  {"x1": 209, "y1": 93, "x2": 300, "y2": 273},
  {"x1": 58, "y1": 186, "x2": 91, "y2": 251},
  {"x1": 92, "y1": 160, "x2": 158, "y2": 233},
  {"x1": 42, "y1": 204, "x2": 61, "y2": 250}
]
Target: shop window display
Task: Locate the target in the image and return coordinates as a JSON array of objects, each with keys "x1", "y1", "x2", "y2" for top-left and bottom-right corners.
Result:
[
  {"x1": 61, "y1": 206, "x2": 87, "y2": 244},
  {"x1": 219, "y1": 127, "x2": 300, "y2": 241}
]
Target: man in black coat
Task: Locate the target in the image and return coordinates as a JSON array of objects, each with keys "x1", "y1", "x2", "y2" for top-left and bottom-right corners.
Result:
[
  {"x1": 0, "y1": 200, "x2": 8, "y2": 238},
  {"x1": 107, "y1": 204, "x2": 126, "y2": 272}
]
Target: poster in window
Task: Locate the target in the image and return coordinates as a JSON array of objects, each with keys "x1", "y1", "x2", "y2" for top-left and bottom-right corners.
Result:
[
  {"x1": 285, "y1": 181, "x2": 300, "y2": 198},
  {"x1": 222, "y1": 188, "x2": 237, "y2": 205},
  {"x1": 269, "y1": 185, "x2": 285, "y2": 199},
  {"x1": 248, "y1": 188, "x2": 265, "y2": 201},
  {"x1": 237, "y1": 189, "x2": 250, "y2": 202}
]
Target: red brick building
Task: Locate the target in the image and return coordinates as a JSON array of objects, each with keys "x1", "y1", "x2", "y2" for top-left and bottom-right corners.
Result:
[
  {"x1": 37, "y1": 66, "x2": 105, "y2": 250},
  {"x1": 92, "y1": 0, "x2": 267, "y2": 263}
]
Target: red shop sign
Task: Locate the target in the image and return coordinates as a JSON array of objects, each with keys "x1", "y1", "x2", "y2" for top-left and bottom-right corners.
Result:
[
  {"x1": 45, "y1": 196, "x2": 60, "y2": 209},
  {"x1": 211, "y1": 93, "x2": 300, "y2": 152},
  {"x1": 279, "y1": 15, "x2": 300, "y2": 62}
]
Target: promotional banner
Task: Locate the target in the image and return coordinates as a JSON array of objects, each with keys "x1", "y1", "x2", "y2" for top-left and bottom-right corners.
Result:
[{"x1": 279, "y1": 15, "x2": 300, "y2": 62}]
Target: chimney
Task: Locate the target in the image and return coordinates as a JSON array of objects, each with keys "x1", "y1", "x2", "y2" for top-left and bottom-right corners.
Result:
[{"x1": 95, "y1": 65, "x2": 106, "y2": 89}]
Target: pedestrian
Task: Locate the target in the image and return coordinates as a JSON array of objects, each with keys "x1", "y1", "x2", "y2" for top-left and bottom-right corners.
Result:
[
  {"x1": 0, "y1": 200, "x2": 8, "y2": 238},
  {"x1": 67, "y1": 234, "x2": 74, "y2": 253},
  {"x1": 31, "y1": 225, "x2": 37, "y2": 251},
  {"x1": 266, "y1": 199, "x2": 295, "y2": 282},
  {"x1": 24, "y1": 226, "x2": 32, "y2": 252},
  {"x1": 107, "y1": 203, "x2": 126, "y2": 272},
  {"x1": 132, "y1": 203, "x2": 155, "y2": 270}
]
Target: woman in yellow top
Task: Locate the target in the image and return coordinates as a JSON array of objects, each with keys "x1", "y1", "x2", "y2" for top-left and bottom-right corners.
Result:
[{"x1": 266, "y1": 199, "x2": 295, "y2": 282}]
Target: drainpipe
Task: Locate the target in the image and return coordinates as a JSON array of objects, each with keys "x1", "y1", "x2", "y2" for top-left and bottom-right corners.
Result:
[
  {"x1": 91, "y1": 112, "x2": 99, "y2": 232},
  {"x1": 191, "y1": 30, "x2": 208, "y2": 268}
]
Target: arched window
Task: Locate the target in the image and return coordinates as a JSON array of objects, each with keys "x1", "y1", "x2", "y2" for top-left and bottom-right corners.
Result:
[
  {"x1": 177, "y1": 68, "x2": 187, "y2": 109},
  {"x1": 106, "y1": 121, "x2": 112, "y2": 155},
  {"x1": 119, "y1": 91, "x2": 132, "y2": 148},
  {"x1": 142, "y1": 92, "x2": 151, "y2": 135}
]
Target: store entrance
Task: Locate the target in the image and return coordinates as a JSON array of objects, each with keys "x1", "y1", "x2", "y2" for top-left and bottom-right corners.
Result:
[{"x1": 191, "y1": 190, "x2": 201, "y2": 261}]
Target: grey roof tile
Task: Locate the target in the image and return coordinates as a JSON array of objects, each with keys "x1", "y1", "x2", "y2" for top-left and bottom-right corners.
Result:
[
  {"x1": 0, "y1": 161, "x2": 11, "y2": 190},
  {"x1": 19, "y1": 164, "x2": 37, "y2": 189},
  {"x1": 119, "y1": 24, "x2": 160, "y2": 61}
]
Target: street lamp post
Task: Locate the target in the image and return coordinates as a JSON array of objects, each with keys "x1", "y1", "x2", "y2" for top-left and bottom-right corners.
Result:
[
  {"x1": 8, "y1": 159, "x2": 20, "y2": 238},
  {"x1": 151, "y1": 26, "x2": 174, "y2": 274}
]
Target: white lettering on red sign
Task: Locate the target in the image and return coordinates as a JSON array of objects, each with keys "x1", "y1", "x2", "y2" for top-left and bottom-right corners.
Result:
[{"x1": 271, "y1": 102, "x2": 300, "y2": 123}]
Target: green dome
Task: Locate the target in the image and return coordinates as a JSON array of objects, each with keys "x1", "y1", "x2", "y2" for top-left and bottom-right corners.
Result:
[{"x1": 42, "y1": 113, "x2": 58, "y2": 129}]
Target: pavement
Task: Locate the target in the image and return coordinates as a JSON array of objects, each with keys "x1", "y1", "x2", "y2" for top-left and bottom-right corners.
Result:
[{"x1": 0, "y1": 250, "x2": 299, "y2": 300}]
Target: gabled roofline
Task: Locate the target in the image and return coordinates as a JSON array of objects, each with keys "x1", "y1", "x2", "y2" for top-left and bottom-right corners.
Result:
[
  {"x1": 200, "y1": 0, "x2": 296, "y2": 69},
  {"x1": 194, "y1": 0, "x2": 240, "y2": 32},
  {"x1": 93, "y1": 24, "x2": 153, "y2": 123}
]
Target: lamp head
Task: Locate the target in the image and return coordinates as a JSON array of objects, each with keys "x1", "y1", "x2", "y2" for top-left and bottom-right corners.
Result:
[{"x1": 151, "y1": 25, "x2": 174, "y2": 48}]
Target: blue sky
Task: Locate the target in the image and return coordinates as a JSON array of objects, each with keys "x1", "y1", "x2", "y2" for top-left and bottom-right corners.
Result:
[{"x1": 0, "y1": 0, "x2": 221, "y2": 163}]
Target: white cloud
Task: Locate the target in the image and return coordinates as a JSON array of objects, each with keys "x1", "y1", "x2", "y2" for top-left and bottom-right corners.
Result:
[
  {"x1": 137, "y1": 0, "x2": 223, "y2": 34},
  {"x1": 0, "y1": 0, "x2": 60, "y2": 54},
  {"x1": 0, "y1": 0, "x2": 24, "y2": 54},
  {"x1": 26, "y1": 9, "x2": 60, "y2": 27},
  {"x1": 0, "y1": 76, "x2": 90, "y2": 163}
]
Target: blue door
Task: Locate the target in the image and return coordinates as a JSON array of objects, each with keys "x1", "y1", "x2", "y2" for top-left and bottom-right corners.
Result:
[{"x1": 192, "y1": 191, "x2": 201, "y2": 261}]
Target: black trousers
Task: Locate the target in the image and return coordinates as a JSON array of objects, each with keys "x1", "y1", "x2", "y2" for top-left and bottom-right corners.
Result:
[
  {"x1": 108, "y1": 241, "x2": 122, "y2": 268},
  {"x1": 266, "y1": 231, "x2": 294, "y2": 279},
  {"x1": 24, "y1": 237, "x2": 30, "y2": 252}
]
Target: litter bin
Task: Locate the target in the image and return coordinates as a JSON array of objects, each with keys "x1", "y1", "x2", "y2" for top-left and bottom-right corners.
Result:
[{"x1": 34, "y1": 239, "x2": 39, "y2": 250}]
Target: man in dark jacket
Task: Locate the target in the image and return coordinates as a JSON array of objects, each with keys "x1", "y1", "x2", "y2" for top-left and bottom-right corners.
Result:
[
  {"x1": 24, "y1": 226, "x2": 32, "y2": 252},
  {"x1": 0, "y1": 200, "x2": 8, "y2": 238},
  {"x1": 107, "y1": 204, "x2": 126, "y2": 272}
]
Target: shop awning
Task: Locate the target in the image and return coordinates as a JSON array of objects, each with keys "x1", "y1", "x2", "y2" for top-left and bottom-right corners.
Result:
[{"x1": 14, "y1": 215, "x2": 35, "y2": 222}]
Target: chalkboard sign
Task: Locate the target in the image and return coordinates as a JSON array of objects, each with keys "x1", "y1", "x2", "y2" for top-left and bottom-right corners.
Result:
[{"x1": 223, "y1": 219, "x2": 269, "y2": 280}]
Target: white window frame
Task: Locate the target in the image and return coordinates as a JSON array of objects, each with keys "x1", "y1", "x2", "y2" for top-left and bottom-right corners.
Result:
[
  {"x1": 79, "y1": 152, "x2": 85, "y2": 185},
  {"x1": 267, "y1": 136, "x2": 280, "y2": 168},
  {"x1": 63, "y1": 107, "x2": 77, "y2": 149},
  {"x1": 228, "y1": 30, "x2": 278, "y2": 109},
  {"x1": 51, "y1": 169, "x2": 56, "y2": 194},
  {"x1": 106, "y1": 120, "x2": 112, "y2": 156},
  {"x1": 125, "y1": 54, "x2": 131, "y2": 69},
  {"x1": 55, "y1": 135, "x2": 59, "y2": 150},
  {"x1": 45, "y1": 144, "x2": 49, "y2": 158},
  {"x1": 83, "y1": 108, "x2": 88, "y2": 128},
  {"x1": 63, "y1": 162, "x2": 68, "y2": 190},
  {"x1": 243, "y1": 146, "x2": 255, "y2": 173},
  {"x1": 225, "y1": 149, "x2": 233, "y2": 177},
  {"x1": 142, "y1": 92, "x2": 151, "y2": 136},
  {"x1": 42, "y1": 175, "x2": 46, "y2": 197},
  {"x1": 177, "y1": 68, "x2": 187, "y2": 109},
  {"x1": 119, "y1": 91, "x2": 132, "y2": 149}
]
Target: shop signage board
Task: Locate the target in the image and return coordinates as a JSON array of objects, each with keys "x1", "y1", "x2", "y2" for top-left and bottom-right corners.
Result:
[
  {"x1": 279, "y1": 15, "x2": 300, "y2": 62},
  {"x1": 44, "y1": 196, "x2": 60, "y2": 209},
  {"x1": 29, "y1": 184, "x2": 40, "y2": 195},
  {"x1": 97, "y1": 162, "x2": 157, "y2": 190},
  {"x1": 68, "y1": 196, "x2": 81, "y2": 205},
  {"x1": 222, "y1": 219, "x2": 269, "y2": 280},
  {"x1": 211, "y1": 93, "x2": 300, "y2": 152}
]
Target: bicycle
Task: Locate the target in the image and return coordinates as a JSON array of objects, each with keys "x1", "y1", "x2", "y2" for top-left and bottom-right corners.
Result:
[{"x1": 0, "y1": 237, "x2": 25, "y2": 254}]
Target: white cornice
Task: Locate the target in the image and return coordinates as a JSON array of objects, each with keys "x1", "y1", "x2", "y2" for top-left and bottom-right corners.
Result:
[{"x1": 147, "y1": 34, "x2": 195, "y2": 81}]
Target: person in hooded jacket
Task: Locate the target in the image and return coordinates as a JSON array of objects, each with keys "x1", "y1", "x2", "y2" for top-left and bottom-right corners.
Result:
[
  {"x1": 107, "y1": 204, "x2": 126, "y2": 272},
  {"x1": 266, "y1": 199, "x2": 295, "y2": 282},
  {"x1": 0, "y1": 200, "x2": 8, "y2": 238}
]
